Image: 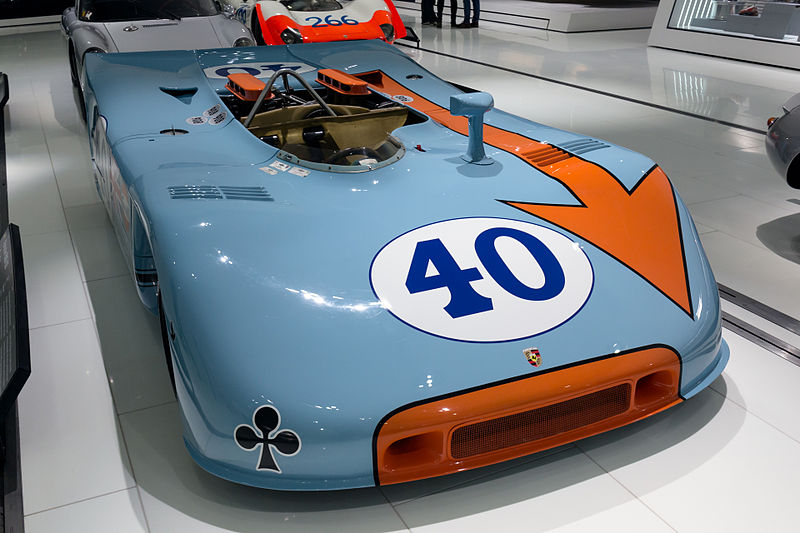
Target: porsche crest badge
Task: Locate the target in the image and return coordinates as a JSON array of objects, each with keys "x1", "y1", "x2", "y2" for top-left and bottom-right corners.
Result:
[{"x1": 524, "y1": 347, "x2": 542, "y2": 367}]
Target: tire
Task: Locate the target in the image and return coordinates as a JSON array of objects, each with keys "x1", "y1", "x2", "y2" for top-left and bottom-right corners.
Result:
[
  {"x1": 68, "y1": 41, "x2": 79, "y2": 87},
  {"x1": 251, "y1": 13, "x2": 265, "y2": 45},
  {"x1": 158, "y1": 290, "x2": 177, "y2": 395}
]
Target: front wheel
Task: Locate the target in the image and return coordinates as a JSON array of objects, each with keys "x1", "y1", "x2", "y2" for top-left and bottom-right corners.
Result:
[
  {"x1": 251, "y1": 12, "x2": 265, "y2": 45},
  {"x1": 68, "y1": 42, "x2": 79, "y2": 87}
]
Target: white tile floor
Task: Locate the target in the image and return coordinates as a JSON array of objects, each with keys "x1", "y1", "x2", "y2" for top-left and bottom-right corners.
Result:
[{"x1": 5, "y1": 11, "x2": 800, "y2": 532}]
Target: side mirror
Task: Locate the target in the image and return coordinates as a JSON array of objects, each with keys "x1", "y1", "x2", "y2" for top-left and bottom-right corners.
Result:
[
  {"x1": 222, "y1": 4, "x2": 236, "y2": 18},
  {"x1": 450, "y1": 92, "x2": 494, "y2": 165}
]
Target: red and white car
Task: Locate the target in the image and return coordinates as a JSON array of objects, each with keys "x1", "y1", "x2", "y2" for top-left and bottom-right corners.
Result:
[{"x1": 225, "y1": 0, "x2": 406, "y2": 45}]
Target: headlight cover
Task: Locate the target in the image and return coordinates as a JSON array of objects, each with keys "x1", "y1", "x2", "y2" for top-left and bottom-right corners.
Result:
[
  {"x1": 380, "y1": 23, "x2": 394, "y2": 42},
  {"x1": 233, "y1": 37, "x2": 255, "y2": 47},
  {"x1": 280, "y1": 27, "x2": 303, "y2": 44}
]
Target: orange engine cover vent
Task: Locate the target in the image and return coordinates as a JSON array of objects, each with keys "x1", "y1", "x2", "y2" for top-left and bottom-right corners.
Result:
[
  {"x1": 316, "y1": 69, "x2": 370, "y2": 96},
  {"x1": 226, "y1": 73, "x2": 268, "y2": 101},
  {"x1": 520, "y1": 144, "x2": 571, "y2": 168}
]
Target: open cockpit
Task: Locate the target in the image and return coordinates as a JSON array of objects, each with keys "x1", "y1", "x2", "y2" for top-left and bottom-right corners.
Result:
[{"x1": 219, "y1": 68, "x2": 426, "y2": 171}]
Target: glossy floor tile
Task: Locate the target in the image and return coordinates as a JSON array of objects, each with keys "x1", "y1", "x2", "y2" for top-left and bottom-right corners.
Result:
[
  {"x1": 5, "y1": 20, "x2": 800, "y2": 533},
  {"x1": 65, "y1": 203, "x2": 129, "y2": 282},
  {"x1": 710, "y1": 330, "x2": 800, "y2": 443},
  {"x1": 18, "y1": 320, "x2": 135, "y2": 515},
  {"x1": 86, "y1": 275, "x2": 175, "y2": 415},
  {"x1": 20, "y1": 230, "x2": 91, "y2": 329},
  {"x1": 391, "y1": 447, "x2": 674, "y2": 533},
  {"x1": 25, "y1": 488, "x2": 148, "y2": 533},
  {"x1": 579, "y1": 380, "x2": 800, "y2": 532},
  {"x1": 700, "y1": 230, "x2": 800, "y2": 317},
  {"x1": 6, "y1": 142, "x2": 68, "y2": 237}
]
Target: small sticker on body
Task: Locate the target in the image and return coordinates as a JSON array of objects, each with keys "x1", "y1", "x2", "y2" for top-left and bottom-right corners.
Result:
[
  {"x1": 260, "y1": 166, "x2": 279, "y2": 175},
  {"x1": 288, "y1": 167, "x2": 310, "y2": 177},
  {"x1": 209, "y1": 111, "x2": 227, "y2": 125},
  {"x1": 186, "y1": 116, "x2": 207, "y2": 125},
  {"x1": 270, "y1": 161, "x2": 291, "y2": 172},
  {"x1": 392, "y1": 94, "x2": 414, "y2": 103},
  {"x1": 204, "y1": 104, "x2": 221, "y2": 117}
]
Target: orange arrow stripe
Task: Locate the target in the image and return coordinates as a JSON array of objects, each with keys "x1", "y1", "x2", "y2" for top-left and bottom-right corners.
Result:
[{"x1": 355, "y1": 71, "x2": 692, "y2": 317}]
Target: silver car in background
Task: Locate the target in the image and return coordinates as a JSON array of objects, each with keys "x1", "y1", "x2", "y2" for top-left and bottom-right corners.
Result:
[
  {"x1": 767, "y1": 93, "x2": 800, "y2": 188},
  {"x1": 62, "y1": 0, "x2": 255, "y2": 88}
]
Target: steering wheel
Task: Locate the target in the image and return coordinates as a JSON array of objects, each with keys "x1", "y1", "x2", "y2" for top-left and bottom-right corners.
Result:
[
  {"x1": 303, "y1": 107, "x2": 329, "y2": 119},
  {"x1": 325, "y1": 147, "x2": 382, "y2": 165}
]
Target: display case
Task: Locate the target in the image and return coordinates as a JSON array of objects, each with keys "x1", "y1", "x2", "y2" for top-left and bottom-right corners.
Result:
[{"x1": 649, "y1": 0, "x2": 800, "y2": 69}]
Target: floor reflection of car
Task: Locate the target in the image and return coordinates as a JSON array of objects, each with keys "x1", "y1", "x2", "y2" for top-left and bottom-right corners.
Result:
[
  {"x1": 767, "y1": 93, "x2": 800, "y2": 188},
  {"x1": 62, "y1": 0, "x2": 255, "y2": 89},
  {"x1": 223, "y1": 0, "x2": 406, "y2": 45}
]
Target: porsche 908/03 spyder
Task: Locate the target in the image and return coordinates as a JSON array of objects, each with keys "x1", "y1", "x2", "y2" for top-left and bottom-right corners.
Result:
[
  {"x1": 62, "y1": 0, "x2": 255, "y2": 89},
  {"x1": 223, "y1": 0, "x2": 406, "y2": 45},
  {"x1": 81, "y1": 40, "x2": 728, "y2": 490}
]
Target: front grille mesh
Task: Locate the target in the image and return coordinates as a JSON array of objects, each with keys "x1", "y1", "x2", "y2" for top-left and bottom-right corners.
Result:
[{"x1": 450, "y1": 384, "x2": 631, "y2": 459}]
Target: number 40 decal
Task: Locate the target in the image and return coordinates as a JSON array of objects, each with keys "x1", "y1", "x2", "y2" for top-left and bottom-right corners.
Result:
[
  {"x1": 370, "y1": 218, "x2": 593, "y2": 343},
  {"x1": 405, "y1": 227, "x2": 566, "y2": 319}
]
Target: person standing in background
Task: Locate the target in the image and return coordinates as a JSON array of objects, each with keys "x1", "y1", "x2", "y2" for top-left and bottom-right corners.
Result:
[
  {"x1": 455, "y1": 0, "x2": 479, "y2": 27},
  {"x1": 421, "y1": 0, "x2": 437, "y2": 25},
  {"x1": 436, "y1": 0, "x2": 457, "y2": 27}
]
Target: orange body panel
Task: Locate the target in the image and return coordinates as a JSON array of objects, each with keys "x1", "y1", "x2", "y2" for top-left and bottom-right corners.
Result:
[
  {"x1": 259, "y1": 11, "x2": 393, "y2": 45},
  {"x1": 354, "y1": 70, "x2": 692, "y2": 316},
  {"x1": 375, "y1": 347, "x2": 681, "y2": 485}
]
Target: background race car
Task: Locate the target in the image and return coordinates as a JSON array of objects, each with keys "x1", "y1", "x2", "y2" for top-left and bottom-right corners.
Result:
[
  {"x1": 766, "y1": 92, "x2": 800, "y2": 188},
  {"x1": 62, "y1": 0, "x2": 255, "y2": 92},
  {"x1": 225, "y1": 0, "x2": 406, "y2": 45}
]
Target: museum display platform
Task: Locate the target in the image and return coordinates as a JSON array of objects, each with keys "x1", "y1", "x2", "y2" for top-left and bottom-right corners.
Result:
[{"x1": 395, "y1": 0, "x2": 659, "y2": 32}]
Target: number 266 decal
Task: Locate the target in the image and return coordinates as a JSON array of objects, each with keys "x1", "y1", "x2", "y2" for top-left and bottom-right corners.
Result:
[
  {"x1": 305, "y1": 15, "x2": 359, "y2": 27},
  {"x1": 370, "y1": 218, "x2": 593, "y2": 342}
]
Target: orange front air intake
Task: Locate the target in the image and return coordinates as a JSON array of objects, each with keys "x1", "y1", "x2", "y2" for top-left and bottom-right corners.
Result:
[{"x1": 374, "y1": 346, "x2": 681, "y2": 485}]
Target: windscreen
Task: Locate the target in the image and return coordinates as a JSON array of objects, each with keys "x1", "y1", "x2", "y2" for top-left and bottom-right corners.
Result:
[
  {"x1": 279, "y1": 0, "x2": 343, "y2": 12},
  {"x1": 79, "y1": 0, "x2": 219, "y2": 22}
]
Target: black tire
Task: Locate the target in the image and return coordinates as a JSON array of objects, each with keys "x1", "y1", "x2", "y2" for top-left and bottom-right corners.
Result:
[
  {"x1": 158, "y1": 290, "x2": 177, "y2": 395},
  {"x1": 251, "y1": 13, "x2": 265, "y2": 45},
  {"x1": 68, "y1": 41, "x2": 79, "y2": 87}
]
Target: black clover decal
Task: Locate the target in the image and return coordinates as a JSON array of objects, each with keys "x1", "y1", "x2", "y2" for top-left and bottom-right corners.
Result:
[{"x1": 235, "y1": 405, "x2": 301, "y2": 472}]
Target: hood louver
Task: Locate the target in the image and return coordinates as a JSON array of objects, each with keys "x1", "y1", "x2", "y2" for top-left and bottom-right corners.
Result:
[
  {"x1": 560, "y1": 138, "x2": 610, "y2": 155},
  {"x1": 169, "y1": 185, "x2": 273, "y2": 202},
  {"x1": 520, "y1": 145, "x2": 571, "y2": 168}
]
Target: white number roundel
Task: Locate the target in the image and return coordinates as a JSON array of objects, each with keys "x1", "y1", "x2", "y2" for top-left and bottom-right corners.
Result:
[{"x1": 370, "y1": 218, "x2": 593, "y2": 342}]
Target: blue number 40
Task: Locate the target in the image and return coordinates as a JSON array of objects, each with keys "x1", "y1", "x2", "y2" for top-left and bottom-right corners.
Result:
[{"x1": 405, "y1": 227, "x2": 566, "y2": 319}]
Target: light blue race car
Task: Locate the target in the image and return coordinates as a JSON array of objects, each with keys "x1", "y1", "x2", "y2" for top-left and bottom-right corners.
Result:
[{"x1": 82, "y1": 40, "x2": 728, "y2": 490}]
